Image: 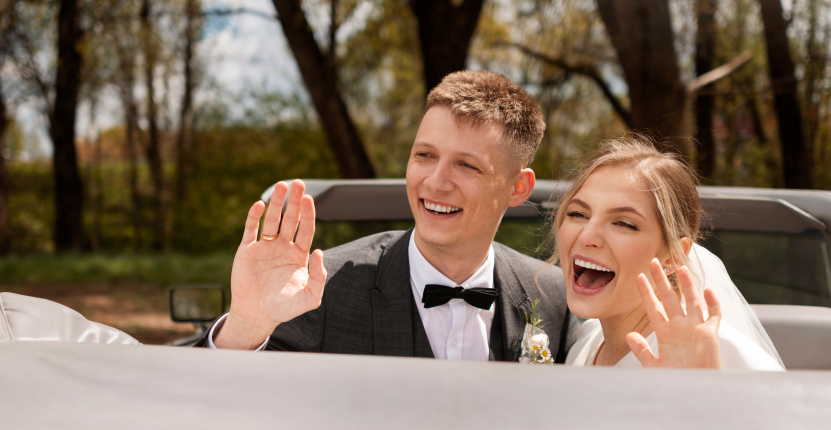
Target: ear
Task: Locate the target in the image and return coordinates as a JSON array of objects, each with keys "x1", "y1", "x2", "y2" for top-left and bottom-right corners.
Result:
[
  {"x1": 661, "y1": 237, "x2": 692, "y2": 272},
  {"x1": 507, "y1": 168, "x2": 536, "y2": 207}
]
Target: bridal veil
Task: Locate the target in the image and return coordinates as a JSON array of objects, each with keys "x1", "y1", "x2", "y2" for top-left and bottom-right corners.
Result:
[{"x1": 686, "y1": 243, "x2": 786, "y2": 369}]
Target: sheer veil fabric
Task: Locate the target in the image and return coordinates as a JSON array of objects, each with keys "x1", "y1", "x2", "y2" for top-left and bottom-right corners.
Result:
[{"x1": 685, "y1": 244, "x2": 786, "y2": 369}]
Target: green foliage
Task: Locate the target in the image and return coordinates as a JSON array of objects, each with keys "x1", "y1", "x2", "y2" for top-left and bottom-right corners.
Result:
[{"x1": 0, "y1": 252, "x2": 233, "y2": 287}]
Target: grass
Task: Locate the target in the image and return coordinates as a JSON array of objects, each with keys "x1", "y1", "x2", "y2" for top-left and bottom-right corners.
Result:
[{"x1": 0, "y1": 252, "x2": 235, "y2": 288}]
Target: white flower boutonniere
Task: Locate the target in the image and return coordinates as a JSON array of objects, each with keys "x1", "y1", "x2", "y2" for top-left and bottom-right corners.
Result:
[{"x1": 520, "y1": 299, "x2": 554, "y2": 365}]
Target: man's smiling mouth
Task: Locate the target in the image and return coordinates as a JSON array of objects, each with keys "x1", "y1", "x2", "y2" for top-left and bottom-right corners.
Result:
[
  {"x1": 421, "y1": 199, "x2": 462, "y2": 215},
  {"x1": 572, "y1": 257, "x2": 616, "y2": 292}
]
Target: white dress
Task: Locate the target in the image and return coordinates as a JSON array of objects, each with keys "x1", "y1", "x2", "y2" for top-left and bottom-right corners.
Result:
[{"x1": 565, "y1": 319, "x2": 785, "y2": 371}]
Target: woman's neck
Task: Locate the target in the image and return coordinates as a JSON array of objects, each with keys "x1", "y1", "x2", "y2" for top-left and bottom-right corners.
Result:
[{"x1": 594, "y1": 307, "x2": 653, "y2": 366}]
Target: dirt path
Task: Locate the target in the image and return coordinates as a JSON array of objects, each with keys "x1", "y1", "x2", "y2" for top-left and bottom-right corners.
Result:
[{"x1": 2, "y1": 283, "x2": 198, "y2": 344}]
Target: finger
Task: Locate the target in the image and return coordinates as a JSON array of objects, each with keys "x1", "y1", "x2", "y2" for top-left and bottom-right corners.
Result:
[
  {"x1": 637, "y1": 273, "x2": 668, "y2": 326},
  {"x1": 677, "y1": 266, "x2": 704, "y2": 321},
  {"x1": 307, "y1": 249, "x2": 327, "y2": 303},
  {"x1": 262, "y1": 182, "x2": 289, "y2": 237},
  {"x1": 240, "y1": 201, "x2": 266, "y2": 245},
  {"x1": 649, "y1": 258, "x2": 684, "y2": 318},
  {"x1": 294, "y1": 195, "x2": 316, "y2": 252},
  {"x1": 279, "y1": 179, "x2": 306, "y2": 241},
  {"x1": 626, "y1": 332, "x2": 658, "y2": 367},
  {"x1": 703, "y1": 288, "x2": 721, "y2": 327}
]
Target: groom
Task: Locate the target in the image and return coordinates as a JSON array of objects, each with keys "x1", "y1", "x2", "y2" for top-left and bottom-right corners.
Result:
[{"x1": 197, "y1": 70, "x2": 578, "y2": 362}]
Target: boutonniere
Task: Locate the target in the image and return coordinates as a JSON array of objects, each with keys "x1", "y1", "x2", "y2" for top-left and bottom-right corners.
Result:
[{"x1": 520, "y1": 299, "x2": 554, "y2": 364}]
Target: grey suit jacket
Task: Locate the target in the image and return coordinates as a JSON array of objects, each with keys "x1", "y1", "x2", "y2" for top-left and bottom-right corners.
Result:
[{"x1": 196, "y1": 229, "x2": 578, "y2": 362}]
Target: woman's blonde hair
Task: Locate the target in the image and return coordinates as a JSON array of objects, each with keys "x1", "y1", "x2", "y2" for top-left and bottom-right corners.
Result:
[{"x1": 546, "y1": 135, "x2": 703, "y2": 292}]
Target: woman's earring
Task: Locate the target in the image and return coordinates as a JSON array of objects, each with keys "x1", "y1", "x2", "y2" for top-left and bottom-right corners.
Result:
[{"x1": 664, "y1": 268, "x2": 671, "y2": 274}]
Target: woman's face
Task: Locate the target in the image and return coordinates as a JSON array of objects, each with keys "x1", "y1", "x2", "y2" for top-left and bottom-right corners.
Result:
[{"x1": 557, "y1": 166, "x2": 671, "y2": 320}]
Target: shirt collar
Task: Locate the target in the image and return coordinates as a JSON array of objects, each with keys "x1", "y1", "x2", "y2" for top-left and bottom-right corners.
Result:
[{"x1": 408, "y1": 229, "x2": 495, "y2": 299}]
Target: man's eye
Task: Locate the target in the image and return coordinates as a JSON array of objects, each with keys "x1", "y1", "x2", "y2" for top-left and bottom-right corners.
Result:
[{"x1": 462, "y1": 163, "x2": 477, "y2": 170}]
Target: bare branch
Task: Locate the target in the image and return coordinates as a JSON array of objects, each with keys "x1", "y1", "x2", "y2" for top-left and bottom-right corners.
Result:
[
  {"x1": 687, "y1": 51, "x2": 753, "y2": 93},
  {"x1": 502, "y1": 42, "x2": 632, "y2": 127}
]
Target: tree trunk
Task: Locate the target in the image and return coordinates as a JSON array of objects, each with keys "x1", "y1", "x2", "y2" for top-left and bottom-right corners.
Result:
[
  {"x1": 141, "y1": 0, "x2": 167, "y2": 250},
  {"x1": 595, "y1": 0, "x2": 687, "y2": 154},
  {"x1": 117, "y1": 48, "x2": 144, "y2": 250},
  {"x1": 409, "y1": 0, "x2": 485, "y2": 93},
  {"x1": 694, "y1": 0, "x2": 717, "y2": 179},
  {"x1": 175, "y1": 0, "x2": 198, "y2": 206},
  {"x1": 271, "y1": 0, "x2": 375, "y2": 178},
  {"x1": 50, "y1": 0, "x2": 85, "y2": 252},
  {"x1": 758, "y1": 0, "x2": 812, "y2": 189},
  {"x1": 0, "y1": 78, "x2": 9, "y2": 255}
]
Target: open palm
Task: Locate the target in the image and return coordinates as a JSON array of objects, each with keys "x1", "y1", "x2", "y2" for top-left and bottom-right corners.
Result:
[
  {"x1": 626, "y1": 259, "x2": 722, "y2": 369},
  {"x1": 218, "y1": 180, "x2": 327, "y2": 349}
]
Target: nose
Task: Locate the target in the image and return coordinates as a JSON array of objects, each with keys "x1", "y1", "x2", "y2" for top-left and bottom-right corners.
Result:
[
  {"x1": 577, "y1": 219, "x2": 605, "y2": 249},
  {"x1": 423, "y1": 159, "x2": 455, "y2": 193}
]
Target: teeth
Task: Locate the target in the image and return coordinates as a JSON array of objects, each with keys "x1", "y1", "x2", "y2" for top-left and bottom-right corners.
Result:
[
  {"x1": 424, "y1": 201, "x2": 461, "y2": 214},
  {"x1": 575, "y1": 259, "x2": 612, "y2": 273}
]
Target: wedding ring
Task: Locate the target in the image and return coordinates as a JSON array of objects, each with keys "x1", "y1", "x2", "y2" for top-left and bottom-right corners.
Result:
[{"x1": 261, "y1": 233, "x2": 278, "y2": 241}]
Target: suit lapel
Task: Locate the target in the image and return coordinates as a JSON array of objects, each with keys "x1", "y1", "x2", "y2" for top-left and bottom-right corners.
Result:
[
  {"x1": 492, "y1": 246, "x2": 532, "y2": 362},
  {"x1": 371, "y1": 229, "x2": 433, "y2": 358}
]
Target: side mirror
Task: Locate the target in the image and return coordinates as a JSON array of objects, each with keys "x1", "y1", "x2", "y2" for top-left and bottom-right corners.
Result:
[{"x1": 169, "y1": 285, "x2": 226, "y2": 331}]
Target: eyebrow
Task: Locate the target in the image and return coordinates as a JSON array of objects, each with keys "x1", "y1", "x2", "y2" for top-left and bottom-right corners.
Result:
[
  {"x1": 413, "y1": 141, "x2": 488, "y2": 166},
  {"x1": 569, "y1": 198, "x2": 648, "y2": 220}
]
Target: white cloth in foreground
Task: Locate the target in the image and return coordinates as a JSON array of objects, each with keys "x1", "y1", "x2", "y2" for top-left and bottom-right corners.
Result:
[
  {"x1": 565, "y1": 319, "x2": 784, "y2": 370},
  {"x1": 209, "y1": 229, "x2": 496, "y2": 360}
]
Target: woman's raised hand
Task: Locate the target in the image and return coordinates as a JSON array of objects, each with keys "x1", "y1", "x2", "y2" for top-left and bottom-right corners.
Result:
[
  {"x1": 214, "y1": 179, "x2": 327, "y2": 349},
  {"x1": 626, "y1": 258, "x2": 722, "y2": 368}
]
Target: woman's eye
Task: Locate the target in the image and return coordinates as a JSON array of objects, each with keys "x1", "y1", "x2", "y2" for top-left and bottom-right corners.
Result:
[
  {"x1": 566, "y1": 211, "x2": 587, "y2": 219},
  {"x1": 616, "y1": 220, "x2": 639, "y2": 230}
]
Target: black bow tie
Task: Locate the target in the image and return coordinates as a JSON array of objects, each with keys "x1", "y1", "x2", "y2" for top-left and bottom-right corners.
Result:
[{"x1": 421, "y1": 284, "x2": 498, "y2": 310}]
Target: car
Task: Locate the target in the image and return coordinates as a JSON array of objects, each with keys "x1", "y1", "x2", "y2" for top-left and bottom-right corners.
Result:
[{"x1": 4, "y1": 179, "x2": 831, "y2": 428}]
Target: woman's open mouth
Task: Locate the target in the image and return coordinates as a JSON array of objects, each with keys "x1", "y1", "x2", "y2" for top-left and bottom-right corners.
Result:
[{"x1": 572, "y1": 257, "x2": 616, "y2": 295}]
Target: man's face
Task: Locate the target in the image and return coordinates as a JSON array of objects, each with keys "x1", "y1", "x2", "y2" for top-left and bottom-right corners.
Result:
[{"x1": 406, "y1": 106, "x2": 517, "y2": 254}]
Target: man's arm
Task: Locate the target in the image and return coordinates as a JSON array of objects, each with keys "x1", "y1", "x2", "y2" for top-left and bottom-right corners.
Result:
[{"x1": 212, "y1": 179, "x2": 328, "y2": 350}]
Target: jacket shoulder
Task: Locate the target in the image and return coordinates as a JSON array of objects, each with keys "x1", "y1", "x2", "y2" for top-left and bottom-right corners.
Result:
[
  {"x1": 492, "y1": 242, "x2": 563, "y2": 283},
  {"x1": 323, "y1": 230, "x2": 408, "y2": 263}
]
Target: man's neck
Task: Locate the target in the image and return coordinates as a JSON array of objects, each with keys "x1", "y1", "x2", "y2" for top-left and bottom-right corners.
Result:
[{"x1": 413, "y1": 232, "x2": 492, "y2": 285}]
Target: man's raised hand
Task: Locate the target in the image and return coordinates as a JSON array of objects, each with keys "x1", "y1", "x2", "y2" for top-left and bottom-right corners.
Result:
[{"x1": 213, "y1": 179, "x2": 327, "y2": 350}]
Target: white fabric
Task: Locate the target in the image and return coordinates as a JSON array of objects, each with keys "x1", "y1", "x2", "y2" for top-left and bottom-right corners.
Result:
[
  {"x1": 685, "y1": 243, "x2": 786, "y2": 368},
  {"x1": 206, "y1": 313, "x2": 270, "y2": 350},
  {"x1": 408, "y1": 230, "x2": 495, "y2": 361},
  {"x1": 209, "y1": 231, "x2": 496, "y2": 358},
  {"x1": 565, "y1": 319, "x2": 784, "y2": 370}
]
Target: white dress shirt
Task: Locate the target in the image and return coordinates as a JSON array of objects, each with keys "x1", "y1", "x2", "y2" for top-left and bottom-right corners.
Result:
[
  {"x1": 408, "y1": 231, "x2": 495, "y2": 361},
  {"x1": 208, "y1": 231, "x2": 496, "y2": 359}
]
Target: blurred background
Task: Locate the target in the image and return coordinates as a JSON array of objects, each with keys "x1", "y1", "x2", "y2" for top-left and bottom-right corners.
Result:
[{"x1": 0, "y1": 0, "x2": 829, "y2": 343}]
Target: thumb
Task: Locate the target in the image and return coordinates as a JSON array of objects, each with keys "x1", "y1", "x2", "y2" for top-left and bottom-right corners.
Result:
[
  {"x1": 626, "y1": 332, "x2": 659, "y2": 367},
  {"x1": 307, "y1": 249, "x2": 327, "y2": 301}
]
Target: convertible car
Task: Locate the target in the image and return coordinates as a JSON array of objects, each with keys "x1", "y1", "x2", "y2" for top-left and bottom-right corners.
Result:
[{"x1": 2, "y1": 179, "x2": 831, "y2": 428}]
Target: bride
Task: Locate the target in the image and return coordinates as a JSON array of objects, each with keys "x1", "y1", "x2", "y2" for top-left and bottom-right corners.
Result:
[{"x1": 547, "y1": 136, "x2": 784, "y2": 370}]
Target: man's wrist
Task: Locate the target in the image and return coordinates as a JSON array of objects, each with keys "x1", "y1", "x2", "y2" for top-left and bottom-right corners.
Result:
[{"x1": 212, "y1": 311, "x2": 278, "y2": 350}]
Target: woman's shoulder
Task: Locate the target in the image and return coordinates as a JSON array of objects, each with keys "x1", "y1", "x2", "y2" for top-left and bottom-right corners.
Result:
[
  {"x1": 717, "y1": 321, "x2": 785, "y2": 371},
  {"x1": 565, "y1": 319, "x2": 603, "y2": 366}
]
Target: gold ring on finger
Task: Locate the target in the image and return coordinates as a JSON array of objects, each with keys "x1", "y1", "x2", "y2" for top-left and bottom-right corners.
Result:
[{"x1": 261, "y1": 233, "x2": 278, "y2": 241}]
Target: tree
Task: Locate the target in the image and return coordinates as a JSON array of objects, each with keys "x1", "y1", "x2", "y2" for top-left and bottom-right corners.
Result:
[
  {"x1": 595, "y1": 0, "x2": 687, "y2": 154},
  {"x1": 758, "y1": 0, "x2": 811, "y2": 189},
  {"x1": 140, "y1": 0, "x2": 167, "y2": 250},
  {"x1": 50, "y1": 0, "x2": 86, "y2": 252},
  {"x1": 409, "y1": 0, "x2": 485, "y2": 92},
  {"x1": 0, "y1": 76, "x2": 9, "y2": 255},
  {"x1": 694, "y1": 0, "x2": 718, "y2": 178},
  {"x1": 175, "y1": 0, "x2": 200, "y2": 206},
  {"x1": 270, "y1": 0, "x2": 375, "y2": 179}
]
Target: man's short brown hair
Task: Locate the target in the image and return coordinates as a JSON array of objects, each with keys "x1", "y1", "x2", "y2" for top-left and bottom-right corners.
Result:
[{"x1": 424, "y1": 70, "x2": 546, "y2": 170}]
